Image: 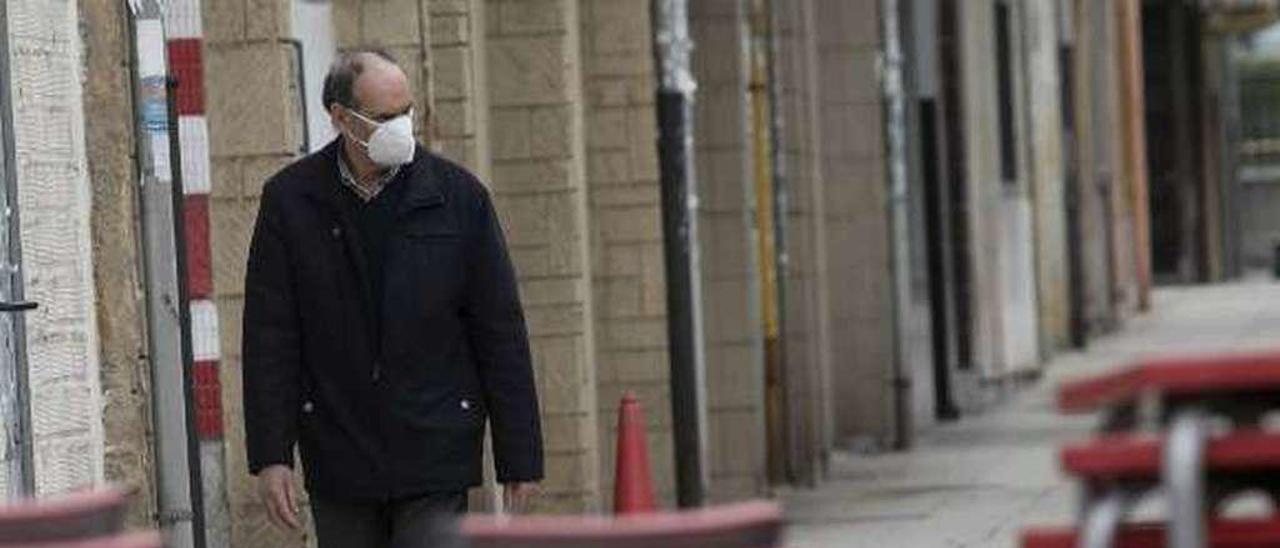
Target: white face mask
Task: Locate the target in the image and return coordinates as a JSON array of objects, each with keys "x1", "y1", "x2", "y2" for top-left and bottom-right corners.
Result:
[{"x1": 346, "y1": 108, "x2": 416, "y2": 168}]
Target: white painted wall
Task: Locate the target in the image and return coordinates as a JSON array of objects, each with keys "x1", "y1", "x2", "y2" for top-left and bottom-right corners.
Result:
[
  {"x1": 960, "y1": 0, "x2": 1040, "y2": 380},
  {"x1": 292, "y1": 0, "x2": 337, "y2": 152},
  {"x1": 5, "y1": 0, "x2": 104, "y2": 494}
]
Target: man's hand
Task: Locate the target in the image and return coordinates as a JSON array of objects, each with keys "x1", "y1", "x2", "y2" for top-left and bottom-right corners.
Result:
[
  {"x1": 258, "y1": 464, "x2": 301, "y2": 531},
  {"x1": 503, "y1": 482, "x2": 538, "y2": 514}
]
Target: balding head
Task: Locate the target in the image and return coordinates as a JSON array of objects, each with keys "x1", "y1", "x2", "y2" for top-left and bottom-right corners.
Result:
[{"x1": 322, "y1": 49, "x2": 412, "y2": 116}]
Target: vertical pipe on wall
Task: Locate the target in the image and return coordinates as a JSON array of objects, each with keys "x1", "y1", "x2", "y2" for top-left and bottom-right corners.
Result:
[
  {"x1": 760, "y1": 0, "x2": 792, "y2": 486},
  {"x1": 1056, "y1": 0, "x2": 1086, "y2": 348},
  {"x1": 1117, "y1": 0, "x2": 1152, "y2": 309},
  {"x1": 881, "y1": 0, "x2": 915, "y2": 450},
  {"x1": 748, "y1": 0, "x2": 785, "y2": 488},
  {"x1": 651, "y1": 0, "x2": 709, "y2": 508},
  {"x1": 128, "y1": 2, "x2": 204, "y2": 546}
]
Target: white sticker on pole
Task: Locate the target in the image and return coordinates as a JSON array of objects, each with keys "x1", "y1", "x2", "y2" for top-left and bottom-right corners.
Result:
[
  {"x1": 189, "y1": 300, "x2": 221, "y2": 362},
  {"x1": 135, "y1": 19, "x2": 167, "y2": 79},
  {"x1": 152, "y1": 133, "x2": 171, "y2": 181}
]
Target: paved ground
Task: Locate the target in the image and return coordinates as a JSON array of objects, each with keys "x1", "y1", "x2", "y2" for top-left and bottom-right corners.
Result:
[{"x1": 782, "y1": 280, "x2": 1280, "y2": 547}]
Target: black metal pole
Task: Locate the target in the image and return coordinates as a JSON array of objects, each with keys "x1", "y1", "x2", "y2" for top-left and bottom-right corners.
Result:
[
  {"x1": 0, "y1": 0, "x2": 34, "y2": 498},
  {"x1": 652, "y1": 0, "x2": 708, "y2": 509}
]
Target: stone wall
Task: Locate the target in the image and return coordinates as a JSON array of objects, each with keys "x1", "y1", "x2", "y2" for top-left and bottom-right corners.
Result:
[
  {"x1": 813, "y1": 0, "x2": 897, "y2": 448},
  {"x1": 5, "y1": 0, "x2": 105, "y2": 495},
  {"x1": 580, "y1": 0, "x2": 675, "y2": 507},
  {"x1": 428, "y1": 0, "x2": 489, "y2": 174},
  {"x1": 772, "y1": 0, "x2": 829, "y2": 485},
  {"x1": 78, "y1": 0, "x2": 158, "y2": 528},
  {"x1": 485, "y1": 0, "x2": 602, "y2": 512},
  {"x1": 202, "y1": 0, "x2": 305, "y2": 544},
  {"x1": 689, "y1": 0, "x2": 768, "y2": 502}
]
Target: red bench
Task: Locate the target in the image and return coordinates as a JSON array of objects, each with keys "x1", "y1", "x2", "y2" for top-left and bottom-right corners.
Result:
[
  {"x1": 1023, "y1": 518, "x2": 1280, "y2": 548},
  {"x1": 1061, "y1": 431, "x2": 1280, "y2": 480},
  {"x1": 1059, "y1": 352, "x2": 1280, "y2": 413},
  {"x1": 1028, "y1": 351, "x2": 1280, "y2": 548},
  {"x1": 462, "y1": 501, "x2": 783, "y2": 548}
]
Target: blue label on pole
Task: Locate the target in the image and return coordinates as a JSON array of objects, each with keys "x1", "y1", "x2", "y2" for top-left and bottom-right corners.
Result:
[{"x1": 140, "y1": 75, "x2": 168, "y2": 132}]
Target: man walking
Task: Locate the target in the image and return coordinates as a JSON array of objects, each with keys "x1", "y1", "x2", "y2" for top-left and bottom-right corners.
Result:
[{"x1": 242, "y1": 49, "x2": 542, "y2": 547}]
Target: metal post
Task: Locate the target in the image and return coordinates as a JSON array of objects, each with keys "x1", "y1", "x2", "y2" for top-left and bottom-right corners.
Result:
[
  {"x1": 651, "y1": 0, "x2": 709, "y2": 508},
  {"x1": 1080, "y1": 490, "x2": 1129, "y2": 548},
  {"x1": 754, "y1": 0, "x2": 791, "y2": 486},
  {"x1": 128, "y1": 2, "x2": 204, "y2": 546},
  {"x1": 882, "y1": 0, "x2": 917, "y2": 451},
  {"x1": 1164, "y1": 410, "x2": 1208, "y2": 548},
  {"x1": 0, "y1": 0, "x2": 33, "y2": 499}
]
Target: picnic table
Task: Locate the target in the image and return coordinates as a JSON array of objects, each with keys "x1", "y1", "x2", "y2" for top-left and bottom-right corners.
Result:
[{"x1": 1023, "y1": 351, "x2": 1280, "y2": 548}]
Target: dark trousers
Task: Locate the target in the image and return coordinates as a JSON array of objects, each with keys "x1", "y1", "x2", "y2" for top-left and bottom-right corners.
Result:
[{"x1": 311, "y1": 491, "x2": 468, "y2": 548}]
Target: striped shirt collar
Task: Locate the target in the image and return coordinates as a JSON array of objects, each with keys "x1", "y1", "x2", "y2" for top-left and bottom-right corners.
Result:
[{"x1": 336, "y1": 145, "x2": 401, "y2": 203}]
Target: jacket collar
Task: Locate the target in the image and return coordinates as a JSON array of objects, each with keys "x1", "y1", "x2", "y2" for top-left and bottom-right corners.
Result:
[{"x1": 303, "y1": 138, "x2": 445, "y2": 214}]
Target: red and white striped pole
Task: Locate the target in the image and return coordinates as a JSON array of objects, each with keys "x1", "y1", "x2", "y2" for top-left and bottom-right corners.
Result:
[
  {"x1": 164, "y1": 2, "x2": 226, "y2": 543},
  {"x1": 165, "y1": 0, "x2": 220, "y2": 444}
]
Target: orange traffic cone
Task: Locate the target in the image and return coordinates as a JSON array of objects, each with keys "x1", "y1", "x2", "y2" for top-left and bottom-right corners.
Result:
[{"x1": 613, "y1": 392, "x2": 657, "y2": 514}]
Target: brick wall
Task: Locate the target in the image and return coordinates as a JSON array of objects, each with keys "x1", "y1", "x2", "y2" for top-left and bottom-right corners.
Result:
[
  {"x1": 485, "y1": 0, "x2": 602, "y2": 513},
  {"x1": 814, "y1": 0, "x2": 897, "y2": 447},
  {"x1": 580, "y1": 0, "x2": 675, "y2": 508},
  {"x1": 689, "y1": 0, "x2": 768, "y2": 502},
  {"x1": 772, "y1": 0, "x2": 830, "y2": 484},
  {"x1": 5, "y1": 0, "x2": 105, "y2": 495},
  {"x1": 202, "y1": 0, "x2": 305, "y2": 544},
  {"x1": 427, "y1": 0, "x2": 489, "y2": 174}
]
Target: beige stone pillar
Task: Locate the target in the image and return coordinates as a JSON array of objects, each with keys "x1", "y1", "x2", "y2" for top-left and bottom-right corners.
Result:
[
  {"x1": 485, "y1": 0, "x2": 601, "y2": 513},
  {"x1": 79, "y1": 0, "x2": 158, "y2": 529},
  {"x1": 578, "y1": 0, "x2": 674, "y2": 508},
  {"x1": 772, "y1": 0, "x2": 829, "y2": 486},
  {"x1": 812, "y1": 0, "x2": 899, "y2": 449},
  {"x1": 202, "y1": 0, "x2": 305, "y2": 545},
  {"x1": 688, "y1": 0, "x2": 768, "y2": 501}
]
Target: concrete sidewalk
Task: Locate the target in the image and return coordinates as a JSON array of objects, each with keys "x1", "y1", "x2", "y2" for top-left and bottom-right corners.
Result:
[{"x1": 782, "y1": 281, "x2": 1280, "y2": 547}]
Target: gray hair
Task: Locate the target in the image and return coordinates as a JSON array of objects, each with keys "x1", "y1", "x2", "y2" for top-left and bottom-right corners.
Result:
[{"x1": 321, "y1": 48, "x2": 398, "y2": 112}]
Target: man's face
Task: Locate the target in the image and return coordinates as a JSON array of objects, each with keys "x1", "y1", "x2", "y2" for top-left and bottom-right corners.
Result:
[{"x1": 332, "y1": 58, "x2": 415, "y2": 155}]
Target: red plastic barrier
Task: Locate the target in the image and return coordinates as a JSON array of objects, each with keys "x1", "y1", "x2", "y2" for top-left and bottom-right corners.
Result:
[
  {"x1": 13, "y1": 532, "x2": 164, "y2": 548},
  {"x1": 0, "y1": 488, "x2": 127, "y2": 545}
]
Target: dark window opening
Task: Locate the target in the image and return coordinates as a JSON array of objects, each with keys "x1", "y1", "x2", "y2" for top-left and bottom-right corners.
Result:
[{"x1": 995, "y1": 1, "x2": 1018, "y2": 183}]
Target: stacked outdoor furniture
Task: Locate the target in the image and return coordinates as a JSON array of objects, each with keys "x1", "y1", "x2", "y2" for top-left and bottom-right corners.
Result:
[
  {"x1": 1022, "y1": 351, "x2": 1280, "y2": 548},
  {"x1": 0, "y1": 488, "x2": 160, "y2": 547}
]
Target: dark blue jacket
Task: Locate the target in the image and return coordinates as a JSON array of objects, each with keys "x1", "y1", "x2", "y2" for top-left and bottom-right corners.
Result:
[{"x1": 242, "y1": 140, "x2": 543, "y2": 501}]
